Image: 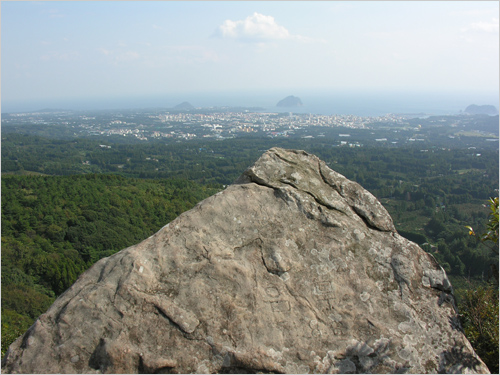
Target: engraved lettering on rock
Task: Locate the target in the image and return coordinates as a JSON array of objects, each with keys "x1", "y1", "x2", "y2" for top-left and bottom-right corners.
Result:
[
  {"x1": 314, "y1": 276, "x2": 336, "y2": 317},
  {"x1": 141, "y1": 300, "x2": 156, "y2": 313},
  {"x1": 328, "y1": 313, "x2": 347, "y2": 336},
  {"x1": 316, "y1": 281, "x2": 334, "y2": 294},
  {"x1": 270, "y1": 300, "x2": 290, "y2": 313},
  {"x1": 314, "y1": 277, "x2": 334, "y2": 296},
  {"x1": 266, "y1": 286, "x2": 280, "y2": 298},
  {"x1": 319, "y1": 297, "x2": 336, "y2": 311},
  {"x1": 309, "y1": 319, "x2": 322, "y2": 337}
]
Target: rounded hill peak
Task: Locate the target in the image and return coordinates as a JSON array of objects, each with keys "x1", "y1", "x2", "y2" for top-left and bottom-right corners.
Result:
[{"x1": 277, "y1": 95, "x2": 303, "y2": 107}]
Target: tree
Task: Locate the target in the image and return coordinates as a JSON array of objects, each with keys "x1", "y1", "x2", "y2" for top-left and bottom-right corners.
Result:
[
  {"x1": 460, "y1": 197, "x2": 499, "y2": 373},
  {"x1": 459, "y1": 285, "x2": 498, "y2": 373},
  {"x1": 482, "y1": 197, "x2": 499, "y2": 245},
  {"x1": 466, "y1": 197, "x2": 499, "y2": 283}
]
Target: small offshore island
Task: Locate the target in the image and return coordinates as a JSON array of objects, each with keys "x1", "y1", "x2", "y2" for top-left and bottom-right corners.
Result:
[
  {"x1": 173, "y1": 102, "x2": 195, "y2": 111},
  {"x1": 464, "y1": 104, "x2": 499, "y2": 115},
  {"x1": 277, "y1": 95, "x2": 303, "y2": 107}
]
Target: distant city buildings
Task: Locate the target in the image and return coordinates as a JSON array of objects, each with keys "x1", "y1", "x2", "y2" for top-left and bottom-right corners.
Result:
[{"x1": 2, "y1": 109, "x2": 497, "y2": 144}]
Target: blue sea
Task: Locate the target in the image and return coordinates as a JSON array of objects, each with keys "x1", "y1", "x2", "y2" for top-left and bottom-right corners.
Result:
[{"x1": 2, "y1": 89, "x2": 499, "y2": 117}]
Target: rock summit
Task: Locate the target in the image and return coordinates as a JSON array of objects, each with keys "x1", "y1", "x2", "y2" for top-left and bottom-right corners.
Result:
[{"x1": 2, "y1": 148, "x2": 489, "y2": 374}]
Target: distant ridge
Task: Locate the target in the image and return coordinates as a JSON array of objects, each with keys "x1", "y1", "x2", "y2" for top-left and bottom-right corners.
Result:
[
  {"x1": 277, "y1": 95, "x2": 303, "y2": 107},
  {"x1": 173, "y1": 101, "x2": 195, "y2": 110},
  {"x1": 464, "y1": 104, "x2": 498, "y2": 115},
  {"x1": 33, "y1": 108, "x2": 70, "y2": 113}
]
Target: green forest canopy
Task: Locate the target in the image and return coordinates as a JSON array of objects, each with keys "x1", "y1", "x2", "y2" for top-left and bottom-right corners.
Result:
[{"x1": 1, "y1": 133, "x2": 498, "y2": 362}]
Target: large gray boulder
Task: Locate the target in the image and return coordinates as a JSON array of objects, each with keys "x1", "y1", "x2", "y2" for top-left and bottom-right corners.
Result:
[{"x1": 2, "y1": 148, "x2": 489, "y2": 374}]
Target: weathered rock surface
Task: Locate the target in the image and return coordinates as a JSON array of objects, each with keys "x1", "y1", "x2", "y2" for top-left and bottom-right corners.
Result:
[{"x1": 2, "y1": 148, "x2": 490, "y2": 374}]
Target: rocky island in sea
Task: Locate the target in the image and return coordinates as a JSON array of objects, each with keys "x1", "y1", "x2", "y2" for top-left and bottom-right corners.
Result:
[
  {"x1": 464, "y1": 104, "x2": 498, "y2": 115},
  {"x1": 277, "y1": 95, "x2": 303, "y2": 108},
  {"x1": 173, "y1": 101, "x2": 195, "y2": 110}
]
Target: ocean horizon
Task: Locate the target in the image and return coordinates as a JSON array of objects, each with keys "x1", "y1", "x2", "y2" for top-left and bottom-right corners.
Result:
[{"x1": 2, "y1": 90, "x2": 499, "y2": 117}]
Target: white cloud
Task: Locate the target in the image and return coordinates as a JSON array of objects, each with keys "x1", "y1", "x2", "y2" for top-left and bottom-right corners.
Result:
[
  {"x1": 98, "y1": 48, "x2": 140, "y2": 65},
  {"x1": 462, "y1": 18, "x2": 499, "y2": 33},
  {"x1": 98, "y1": 48, "x2": 112, "y2": 56},
  {"x1": 167, "y1": 46, "x2": 221, "y2": 64},
  {"x1": 40, "y1": 51, "x2": 79, "y2": 62},
  {"x1": 44, "y1": 9, "x2": 66, "y2": 19},
  {"x1": 118, "y1": 51, "x2": 139, "y2": 61},
  {"x1": 451, "y1": 9, "x2": 496, "y2": 17},
  {"x1": 216, "y1": 12, "x2": 314, "y2": 43}
]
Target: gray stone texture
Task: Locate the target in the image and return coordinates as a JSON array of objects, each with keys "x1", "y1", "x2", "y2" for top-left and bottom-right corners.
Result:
[{"x1": 2, "y1": 148, "x2": 489, "y2": 374}]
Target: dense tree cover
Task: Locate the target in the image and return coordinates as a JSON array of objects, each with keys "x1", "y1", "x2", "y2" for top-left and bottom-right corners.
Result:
[
  {"x1": 458, "y1": 197, "x2": 499, "y2": 373},
  {"x1": 2, "y1": 133, "x2": 498, "y2": 185},
  {"x1": 459, "y1": 285, "x2": 498, "y2": 373},
  {"x1": 1, "y1": 174, "x2": 220, "y2": 356},
  {"x1": 1, "y1": 133, "x2": 498, "y2": 365},
  {"x1": 3, "y1": 135, "x2": 498, "y2": 279}
]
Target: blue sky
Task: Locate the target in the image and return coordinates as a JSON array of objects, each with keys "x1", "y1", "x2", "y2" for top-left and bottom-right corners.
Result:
[{"x1": 1, "y1": 1, "x2": 499, "y2": 109}]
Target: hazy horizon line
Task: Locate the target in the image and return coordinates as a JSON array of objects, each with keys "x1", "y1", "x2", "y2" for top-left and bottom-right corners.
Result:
[{"x1": 2, "y1": 89, "x2": 499, "y2": 116}]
